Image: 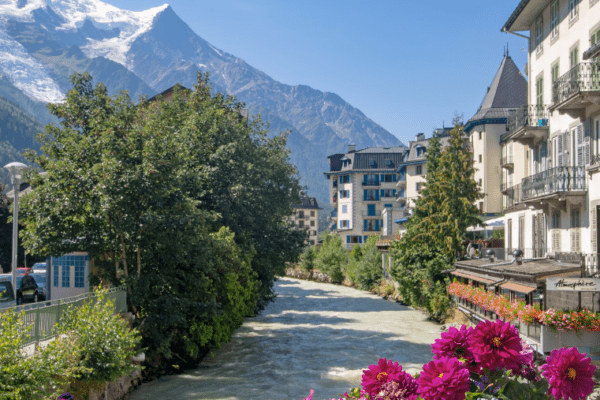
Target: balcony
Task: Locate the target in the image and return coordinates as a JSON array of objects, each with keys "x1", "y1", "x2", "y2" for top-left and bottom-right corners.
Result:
[
  {"x1": 503, "y1": 105, "x2": 550, "y2": 145},
  {"x1": 361, "y1": 210, "x2": 380, "y2": 218},
  {"x1": 362, "y1": 179, "x2": 380, "y2": 186},
  {"x1": 395, "y1": 190, "x2": 406, "y2": 202},
  {"x1": 396, "y1": 175, "x2": 406, "y2": 187},
  {"x1": 503, "y1": 183, "x2": 523, "y2": 212},
  {"x1": 521, "y1": 166, "x2": 586, "y2": 206},
  {"x1": 332, "y1": 181, "x2": 338, "y2": 188},
  {"x1": 501, "y1": 155, "x2": 514, "y2": 169},
  {"x1": 551, "y1": 61, "x2": 600, "y2": 117}
]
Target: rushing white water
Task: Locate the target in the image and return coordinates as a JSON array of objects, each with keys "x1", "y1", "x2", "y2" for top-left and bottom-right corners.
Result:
[{"x1": 130, "y1": 277, "x2": 442, "y2": 400}]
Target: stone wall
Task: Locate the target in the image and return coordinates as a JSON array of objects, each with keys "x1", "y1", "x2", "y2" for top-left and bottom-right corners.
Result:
[
  {"x1": 284, "y1": 267, "x2": 332, "y2": 283},
  {"x1": 88, "y1": 368, "x2": 142, "y2": 400}
]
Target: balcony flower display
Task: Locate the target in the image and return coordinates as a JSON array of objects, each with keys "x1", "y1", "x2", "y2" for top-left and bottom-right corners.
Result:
[
  {"x1": 302, "y1": 320, "x2": 596, "y2": 400},
  {"x1": 448, "y1": 281, "x2": 600, "y2": 332}
]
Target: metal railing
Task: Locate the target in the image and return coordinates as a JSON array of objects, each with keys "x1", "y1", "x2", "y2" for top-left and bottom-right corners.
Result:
[
  {"x1": 552, "y1": 61, "x2": 600, "y2": 106},
  {"x1": 362, "y1": 180, "x2": 380, "y2": 186},
  {"x1": 501, "y1": 155, "x2": 513, "y2": 166},
  {"x1": 9, "y1": 287, "x2": 127, "y2": 347},
  {"x1": 506, "y1": 104, "x2": 550, "y2": 135},
  {"x1": 522, "y1": 166, "x2": 586, "y2": 200},
  {"x1": 503, "y1": 183, "x2": 522, "y2": 210}
]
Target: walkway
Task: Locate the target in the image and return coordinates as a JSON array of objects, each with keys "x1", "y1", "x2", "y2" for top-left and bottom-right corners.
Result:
[{"x1": 130, "y1": 277, "x2": 442, "y2": 400}]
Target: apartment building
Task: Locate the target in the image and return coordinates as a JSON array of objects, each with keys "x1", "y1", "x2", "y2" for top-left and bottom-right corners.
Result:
[
  {"x1": 501, "y1": 0, "x2": 600, "y2": 270},
  {"x1": 465, "y1": 53, "x2": 528, "y2": 213},
  {"x1": 325, "y1": 145, "x2": 407, "y2": 246},
  {"x1": 290, "y1": 196, "x2": 321, "y2": 246},
  {"x1": 397, "y1": 130, "x2": 452, "y2": 211}
]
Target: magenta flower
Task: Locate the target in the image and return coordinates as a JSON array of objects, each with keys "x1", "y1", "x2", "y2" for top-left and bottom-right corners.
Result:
[
  {"x1": 431, "y1": 325, "x2": 477, "y2": 371},
  {"x1": 372, "y1": 379, "x2": 418, "y2": 400},
  {"x1": 303, "y1": 389, "x2": 314, "y2": 400},
  {"x1": 416, "y1": 356, "x2": 470, "y2": 400},
  {"x1": 541, "y1": 347, "x2": 596, "y2": 400},
  {"x1": 468, "y1": 319, "x2": 523, "y2": 372},
  {"x1": 361, "y1": 358, "x2": 405, "y2": 397}
]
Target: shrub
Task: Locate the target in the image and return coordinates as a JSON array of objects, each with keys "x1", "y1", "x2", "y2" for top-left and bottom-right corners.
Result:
[
  {"x1": 300, "y1": 246, "x2": 316, "y2": 279},
  {"x1": 345, "y1": 245, "x2": 363, "y2": 286},
  {"x1": 352, "y1": 236, "x2": 383, "y2": 290},
  {"x1": 57, "y1": 288, "x2": 142, "y2": 396},
  {"x1": 314, "y1": 234, "x2": 347, "y2": 284}
]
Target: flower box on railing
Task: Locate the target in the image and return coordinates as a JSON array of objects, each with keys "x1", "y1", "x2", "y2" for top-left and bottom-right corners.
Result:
[{"x1": 540, "y1": 326, "x2": 600, "y2": 358}]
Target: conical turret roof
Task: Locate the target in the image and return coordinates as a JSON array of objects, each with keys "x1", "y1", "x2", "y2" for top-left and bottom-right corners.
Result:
[{"x1": 465, "y1": 54, "x2": 527, "y2": 132}]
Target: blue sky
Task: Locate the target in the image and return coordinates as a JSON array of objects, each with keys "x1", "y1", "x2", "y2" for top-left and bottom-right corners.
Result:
[{"x1": 107, "y1": 0, "x2": 528, "y2": 145}]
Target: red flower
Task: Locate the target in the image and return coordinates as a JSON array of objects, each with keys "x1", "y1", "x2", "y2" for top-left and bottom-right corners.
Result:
[
  {"x1": 541, "y1": 347, "x2": 596, "y2": 400},
  {"x1": 431, "y1": 325, "x2": 478, "y2": 372},
  {"x1": 468, "y1": 319, "x2": 523, "y2": 372},
  {"x1": 361, "y1": 358, "x2": 404, "y2": 397},
  {"x1": 416, "y1": 356, "x2": 470, "y2": 400}
]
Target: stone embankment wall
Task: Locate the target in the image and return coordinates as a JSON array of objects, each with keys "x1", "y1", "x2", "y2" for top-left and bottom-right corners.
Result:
[
  {"x1": 88, "y1": 369, "x2": 142, "y2": 400},
  {"x1": 284, "y1": 267, "x2": 332, "y2": 283}
]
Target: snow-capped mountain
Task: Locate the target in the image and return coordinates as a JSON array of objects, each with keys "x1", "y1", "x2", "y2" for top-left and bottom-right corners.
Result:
[{"x1": 0, "y1": 0, "x2": 402, "y2": 202}]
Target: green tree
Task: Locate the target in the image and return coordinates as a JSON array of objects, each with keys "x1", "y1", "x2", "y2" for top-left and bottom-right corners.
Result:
[
  {"x1": 314, "y1": 233, "x2": 346, "y2": 283},
  {"x1": 352, "y1": 236, "x2": 383, "y2": 290},
  {"x1": 391, "y1": 124, "x2": 481, "y2": 318},
  {"x1": 300, "y1": 246, "x2": 316, "y2": 279}
]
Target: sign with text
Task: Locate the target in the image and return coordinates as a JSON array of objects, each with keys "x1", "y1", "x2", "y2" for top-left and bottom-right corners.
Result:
[{"x1": 546, "y1": 278, "x2": 600, "y2": 292}]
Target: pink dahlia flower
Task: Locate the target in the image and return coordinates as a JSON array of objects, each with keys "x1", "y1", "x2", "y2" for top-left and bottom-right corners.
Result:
[
  {"x1": 431, "y1": 325, "x2": 478, "y2": 371},
  {"x1": 468, "y1": 319, "x2": 523, "y2": 372},
  {"x1": 416, "y1": 356, "x2": 470, "y2": 400},
  {"x1": 541, "y1": 347, "x2": 596, "y2": 400},
  {"x1": 361, "y1": 358, "x2": 405, "y2": 397},
  {"x1": 372, "y1": 379, "x2": 419, "y2": 400}
]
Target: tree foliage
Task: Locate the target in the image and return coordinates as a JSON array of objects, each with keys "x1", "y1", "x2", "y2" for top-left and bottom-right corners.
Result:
[
  {"x1": 19, "y1": 72, "x2": 304, "y2": 372},
  {"x1": 314, "y1": 233, "x2": 347, "y2": 283},
  {"x1": 346, "y1": 236, "x2": 383, "y2": 290},
  {"x1": 391, "y1": 124, "x2": 481, "y2": 319}
]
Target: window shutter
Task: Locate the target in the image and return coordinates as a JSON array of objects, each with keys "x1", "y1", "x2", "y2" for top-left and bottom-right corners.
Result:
[
  {"x1": 576, "y1": 124, "x2": 584, "y2": 167},
  {"x1": 592, "y1": 207, "x2": 597, "y2": 253},
  {"x1": 392, "y1": 189, "x2": 396, "y2": 197},
  {"x1": 364, "y1": 220, "x2": 368, "y2": 231},
  {"x1": 381, "y1": 174, "x2": 385, "y2": 181},
  {"x1": 375, "y1": 190, "x2": 380, "y2": 201},
  {"x1": 375, "y1": 220, "x2": 379, "y2": 231},
  {"x1": 557, "y1": 135, "x2": 563, "y2": 167},
  {"x1": 347, "y1": 235, "x2": 351, "y2": 244},
  {"x1": 564, "y1": 131, "x2": 570, "y2": 166},
  {"x1": 364, "y1": 190, "x2": 367, "y2": 201},
  {"x1": 553, "y1": 231, "x2": 561, "y2": 251},
  {"x1": 364, "y1": 236, "x2": 368, "y2": 243},
  {"x1": 585, "y1": 120, "x2": 591, "y2": 166},
  {"x1": 363, "y1": 174, "x2": 367, "y2": 184},
  {"x1": 381, "y1": 189, "x2": 384, "y2": 197},
  {"x1": 392, "y1": 174, "x2": 397, "y2": 182},
  {"x1": 358, "y1": 236, "x2": 362, "y2": 244},
  {"x1": 571, "y1": 229, "x2": 581, "y2": 252}
]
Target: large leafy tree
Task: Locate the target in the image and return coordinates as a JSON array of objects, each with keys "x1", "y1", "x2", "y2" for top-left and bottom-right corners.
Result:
[
  {"x1": 391, "y1": 123, "x2": 481, "y2": 317},
  {"x1": 19, "y1": 72, "x2": 304, "y2": 369}
]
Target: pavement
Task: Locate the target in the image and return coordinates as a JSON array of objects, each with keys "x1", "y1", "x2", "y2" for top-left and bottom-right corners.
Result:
[{"x1": 129, "y1": 277, "x2": 443, "y2": 400}]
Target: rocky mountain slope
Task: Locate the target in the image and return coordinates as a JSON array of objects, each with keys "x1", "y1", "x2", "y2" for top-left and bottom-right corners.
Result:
[{"x1": 0, "y1": 0, "x2": 403, "y2": 203}]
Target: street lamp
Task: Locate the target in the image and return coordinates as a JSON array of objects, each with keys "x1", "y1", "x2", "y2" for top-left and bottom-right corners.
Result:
[{"x1": 4, "y1": 162, "x2": 28, "y2": 299}]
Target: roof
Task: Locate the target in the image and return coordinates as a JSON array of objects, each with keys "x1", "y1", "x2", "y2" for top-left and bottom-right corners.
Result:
[
  {"x1": 455, "y1": 257, "x2": 581, "y2": 279},
  {"x1": 500, "y1": 281, "x2": 536, "y2": 293},
  {"x1": 400, "y1": 135, "x2": 452, "y2": 166},
  {"x1": 464, "y1": 55, "x2": 527, "y2": 133},
  {"x1": 325, "y1": 146, "x2": 408, "y2": 173},
  {"x1": 147, "y1": 83, "x2": 189, "y2": 103},
  {"x1": 293, "y1": 196, "x2": 322, "y2": 210},
  {"x1": 502, "y1": 0, "x2": 550, "y2": 33}
]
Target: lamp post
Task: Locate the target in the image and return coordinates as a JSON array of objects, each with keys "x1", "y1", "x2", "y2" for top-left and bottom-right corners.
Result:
[{"x1": 4, "y1": 162, "x2": 28, "y2": 298}]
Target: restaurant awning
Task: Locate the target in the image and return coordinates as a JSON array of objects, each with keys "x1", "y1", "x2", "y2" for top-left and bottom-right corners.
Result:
[
  {"x1": 394, "y1": 218, "x2": 408, "y2": 224},
  {"x1": 500, "y1": 282, "x2": 536, "y2": 294},
  {"x1": 451, "y1": 270, "x2": 496, "y2": 284}
]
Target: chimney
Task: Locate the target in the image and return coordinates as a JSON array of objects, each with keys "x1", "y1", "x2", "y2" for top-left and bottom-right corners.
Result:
[
  {"x1": 348, "y1": 144, "x2": 356, "y2": 153},
  {"x1": 416, "y1": 133, "x2": 425, "y2": 141}
]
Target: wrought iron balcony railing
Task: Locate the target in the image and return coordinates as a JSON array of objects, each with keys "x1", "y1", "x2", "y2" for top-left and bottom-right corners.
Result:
[
  {"x1": 504, "y1": 183, "x2": 522, "y2": 210},
  {"x1": 552, "y1": 61, "x2": 600, "y2": 106},
  {"x1": 506, "y1": 104, "x2": 550, "y2": 136},
  {"x1": 361, "y1": 210, "x2": 380, "y2": 217},
  {"x1": 521, "y1": 166, "x2": 586, "y2": 201},
  {"x1": 362, "y1": 179, "x2": 380, "y2": 186}
]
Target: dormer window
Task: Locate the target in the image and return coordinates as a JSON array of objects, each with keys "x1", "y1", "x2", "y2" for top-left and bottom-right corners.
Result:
[
  {"x1": 416, "y1": 147, "x2": 426, "y2": 157},
  {"x1": 385, "y1": 159, "x2": 394, "y2": 168},
  {"x1": 341, "y1": 157, "x2": 351, "y2": 168},
  {"x1": 369, "y1": 160, "x2": 377, "y2": 168}
]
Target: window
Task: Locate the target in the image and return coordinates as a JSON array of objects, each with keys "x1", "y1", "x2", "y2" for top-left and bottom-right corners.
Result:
[
  {"x1": 416, "y1": 146, "x2": 426, "y2": 157},
  {"x1": 340, "y1": 220, "x2": 349, "y2": 228},
  {"x1": 416, "y1": 165, "x2": 422, "y2": 175},
  {"x1": 369, "y1": 160, "x2": 377, "y2": 168},
  {"x1": 364, "y1": 219, "x2": 380, "y2": 232},
  {"x1": 416, "y1": 182, "x2": 422, "y2": 193},
  {"x1": 479, "y1": 154, "x2": 482, "y2": 163},
  {"x1": 551, "y1": 1, "x2": 559, "y2": 38},
  {"x1": 310, "y1": 220, "x2": 315, "y2": 226},
  {"x1": 551, "y1": 62, "x2": 560, "y2": 84},
  {"x1": 342, "y1": 204, "x2": 347, "y2": 213},
  {"x1": 592, "y1": 26, "x2": 600, "y2": 46},
  {"x1": 339, "y1": 190, "x2": 350, "y2": 198},
  {"x1": 535, "y1": 16, "x2": 543, "y2": 53},
  {"x1": 299, "y1": 220, "x2": 304, "y2": 228},
  {"x1": 363, "y1": 174, "x2": 379, "y2": 185},
  {"x1": 569, "y1": 0, "x2": 578, "y2": 20},
  {"x1": 340, "y1": 175, "x2": 350, "y2": 184},
  {"x1": 74, "y1": 260, "x2": 85, "y2": 288},
  {"x1": 381, "y1": 189, "x2": 396, "y2": 197},
  {"x1": 385, "y1": 159, "x2": 394, "y2": 168},
  {"x1": 571, "y1": 208, "x2": 581, "y2": 228},
  {"x1": 479, "y1": 179, "x2": 482, "y2": 186},
  {"x1": 381, "y1": 174, "x2": 396, "y2": 182},
  {"x1": 62, "y1": 264, "x2": 70, "y2": 288},
  {"x1": 479, "y1": 131, "x2": 482, "y2": 140},
  {"x1": 536, "y1": 75, "x2": 544, "y2": 106},
  {"x1": 298, "y1": 211, "x2": 304, "y2": 218},
  {"x1": 570, "y1": 45, "x2": 579, "y2": 68},
  {"x1": 552, "y1": 212, "x2": 560, "y2": 229},
  {"x1": 54, "y1": 262, "x2": 59, "y2": 287},
  {"x1": 479, "y1": 202, "x2": 484, "y2": 212},
  {"x1": 310, "y1": 240, "x2": 315, "y2": 245},
  {"x1": 310, "y1": 211, "x2": 315, "y2": 217},
  {"x1": 364, "y1": 189, "x2": 379, "y2": 201}
]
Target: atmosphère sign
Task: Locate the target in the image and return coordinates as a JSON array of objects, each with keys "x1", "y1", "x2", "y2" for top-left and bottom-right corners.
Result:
[{"x1": 546, "y1": 278, "x2": 600, "y2": 292}]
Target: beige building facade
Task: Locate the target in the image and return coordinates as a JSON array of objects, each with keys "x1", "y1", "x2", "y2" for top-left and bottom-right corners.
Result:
[
  {"x1": 290, "y1": 196, "x2": 321, "y2": 246},
  {"x1": 501, "y1": 0, "x2": 600, "y2": 271}
]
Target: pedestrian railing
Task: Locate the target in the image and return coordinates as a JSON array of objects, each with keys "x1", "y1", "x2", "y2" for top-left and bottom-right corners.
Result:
[{"x1": 5, "y1": 287, "x2": 127, "y2": 347}]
